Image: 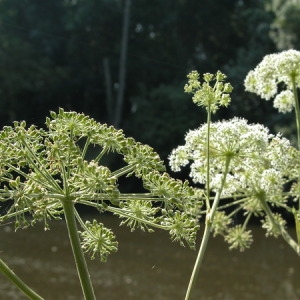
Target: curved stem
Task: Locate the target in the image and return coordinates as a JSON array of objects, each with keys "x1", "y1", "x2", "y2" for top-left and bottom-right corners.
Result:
[
  {"x1": 184, "y1": 220, "x2": 211, "y2": 300},
  {"x1": 62, "y1": 199, "x2": 96, "y2": 300},
  {"x1": 0, "y1": 258, "x2": 44, "y2": 300},
  {"x1": 241, "y1": 212, "x2": 252, "y2": 231},
  {"x1": 82, "y1": 136, "x2": 91, "y2": 159},
  {"x1": 218, "y1": 198, "x2": 246, "y2": 210},
  {"x1": 6, "y1": 163, "x2": 58, "y2": 194},
  {"x1": 111, "y1": 164, "x2": 136, "y2": 178},
  {"x1": 184, "y1": 156, "x2": 231, "y2": 300},
  {"x1": 77, "y1": 200, "x2": 173, "y2": 231}
]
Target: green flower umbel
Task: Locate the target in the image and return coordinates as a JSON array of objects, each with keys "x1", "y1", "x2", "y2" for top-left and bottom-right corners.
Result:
[{"x1": 184, "y1": 70, "x2": 233, "y2": 113}]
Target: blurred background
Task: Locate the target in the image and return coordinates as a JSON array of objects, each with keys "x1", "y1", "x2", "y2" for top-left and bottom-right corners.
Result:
[{"x1": 0, "y1": 0, "x2": 299, "y2": 160}]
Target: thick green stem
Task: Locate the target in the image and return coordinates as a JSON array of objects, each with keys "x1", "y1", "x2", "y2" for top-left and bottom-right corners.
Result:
[
  {"x1": 184, "y1": 157, "x2": 231, "y2": 300},
  {"x1": 62, "y1": 199, "x2": 96, "y2": 300},
  {"x1": 0, "y1": 257, "x2": 44, "y2": 300}
]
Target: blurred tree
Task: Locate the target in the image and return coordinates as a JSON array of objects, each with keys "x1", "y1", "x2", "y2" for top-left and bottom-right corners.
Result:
[
  {"x1": 223, "y1": 1, "x2": 277, "y2": 125},
  {"x1": 124, "y1": 83, "x2": 205, "y2": 160},
  {"x1": 63, "y1": 0, "x2": 122, "y2": 119},
  {"x1": 0, "y1": 0, "x2": 124, "y2": 124},
  {"x1": 0, "y1": 0, "x2": 68, "y2": 124},
  {"x1": 0, "y1": 0, "x2": 292, "y2": 157},
  {"x1": 267, "y1": 0, "x2": 300, "y2": 50},
  {"x1": 114, "y1": 0, "x2": 131, "y2": 128},
  {"x1": 125, "y1": 0, "x2": 277, "y2": 155}
]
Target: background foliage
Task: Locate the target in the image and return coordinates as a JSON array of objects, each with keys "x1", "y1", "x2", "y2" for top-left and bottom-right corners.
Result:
[{"x1": 0, "y1": 0, "x2": 298, "y2": 160}]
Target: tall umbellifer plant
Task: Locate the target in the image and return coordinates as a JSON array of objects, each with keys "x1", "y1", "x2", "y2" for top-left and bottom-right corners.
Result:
[
  {"x1": 0, "y1": 108, "x2": 202, "y2": 299},
  {"x1": 169, "y1": 62, "x2": 300, "y2": 299}
]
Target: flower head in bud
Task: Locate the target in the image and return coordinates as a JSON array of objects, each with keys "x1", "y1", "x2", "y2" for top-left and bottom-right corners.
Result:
[
  {"x1": 80, "y1": 220, "x2": 118, "y2": 262},
  {"x1": 185, "y1": 70, "x2": 233, "y2": 113},
  {"x1": 225, "y1": 225, "x2": 253, "y2": 251}
]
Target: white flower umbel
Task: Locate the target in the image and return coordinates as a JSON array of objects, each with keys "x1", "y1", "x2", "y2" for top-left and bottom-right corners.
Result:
[
  {"x1": 244, "y1": 49, "x2": 300, "y2": 112},
  {"x1": 170, "y1": 117, "x2": 273, "y2": 195},
  {"x1": 246, "y1": 51, "x2": 300, "y2": 245},
  {"x1": 244, "y1": 49, "x2": 300, "y2": 154},
  {"x1": 169, "y1": 117, "x2": 298, "y2": 215}
]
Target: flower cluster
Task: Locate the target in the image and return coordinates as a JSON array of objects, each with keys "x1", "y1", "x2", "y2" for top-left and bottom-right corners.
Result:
[
  {"x1": 169, "y1": 117, "x2": 297, "y2": 250},
  {"x1": 169, "y1": 117, "x2": 291, "y2": 196},
  {"x1": 244, "y1": 49, "x2": 300, "y2": 113},
  {"x1": 224, "y1": 225, "x2": 253, "y2": 252},
  {"x1": 160, "y1": 211, "x2": 200, "y2": 249},
  {"x1": 261, "y1": 213, "x2": 287, "y2": 238},
  {"x1": 79, "y1": 220, "x2": 118, "y2": 262},
  {"x1": 142, "y1": 171, "x2": 203, "y2": 213},
  {"x1": 184, "y1": 71, "x2": 233, "y2": 113},
  {"x1": 118, "y1": 199, "x2": 159, "y2": 232},
  {"x1": 0, "y1": 108, "x2": 203, "y2": 261}
]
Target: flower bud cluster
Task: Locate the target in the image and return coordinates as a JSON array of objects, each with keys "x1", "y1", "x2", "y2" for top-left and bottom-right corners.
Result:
[
  {"x1": 184, "y1": 71, "x2": 233, "y2": 113},
  {"x1": 0, "y1": 108, "x2": 202, "y2": 261},
  {"x1": 79, "y1": 220, "x2": 118, "y2": 262}
]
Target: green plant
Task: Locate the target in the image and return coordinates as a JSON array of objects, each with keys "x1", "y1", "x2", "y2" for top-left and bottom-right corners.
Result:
[
  {"x1": 169, "y1": 50, "x2": 300, "y2": 299},
  {"x1": 0, "y1": 108, "x2": 201, "y2": 299}
]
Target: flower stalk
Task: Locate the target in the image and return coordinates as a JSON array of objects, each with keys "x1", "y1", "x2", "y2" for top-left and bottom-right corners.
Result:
[
  {"x1": 62, "y1": 198, "x2": 96, "y2": 300},
  {"x1": 0, "y1": 258, "x2": 44, "y2": 300},
  {"x1": 205, "y1": 105, "x2": 211, "y2": 210},
  {"x1": 184, "y1": 156, "x2": 231, "y2": 300}
]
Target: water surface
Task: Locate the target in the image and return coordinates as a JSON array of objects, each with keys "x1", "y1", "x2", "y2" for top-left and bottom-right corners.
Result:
[{"x1": 1, "y1": 214, "x2": 299, "y2": 300}]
